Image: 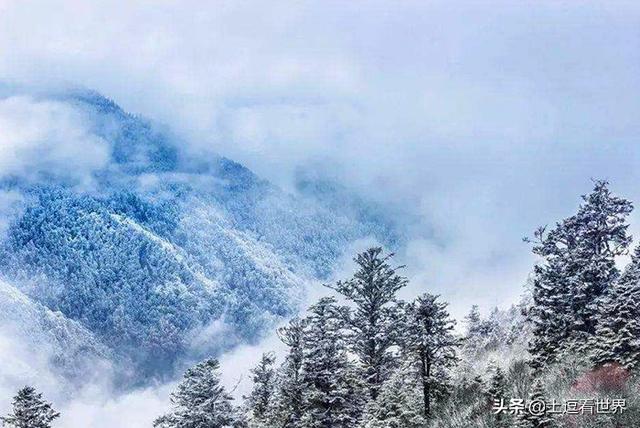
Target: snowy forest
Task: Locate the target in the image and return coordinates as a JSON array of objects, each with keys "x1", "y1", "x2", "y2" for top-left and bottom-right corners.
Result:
[{"x1": 4, "y1": 180, "x2": 640, "y2": 427}]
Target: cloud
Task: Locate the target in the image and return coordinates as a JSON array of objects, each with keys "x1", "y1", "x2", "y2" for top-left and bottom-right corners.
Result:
[
  {"x1": 0, "y1": 0, "x2": 639, "y2": 382},
  {"x1": 0, "y1": 95, "x2": 110, "y2": 187},
  {"x1": 0, "y1": 284, "x2": 173, "y2": 428},
  {"x1": 218, "y1": 327, "x2": 288, "y2": 401},
  {"x1": 56, "y1": 384, "x2": 173, "y2": 428},
  {"x1": 0, "y1": 328, "x2": 173, "y2": 428}
]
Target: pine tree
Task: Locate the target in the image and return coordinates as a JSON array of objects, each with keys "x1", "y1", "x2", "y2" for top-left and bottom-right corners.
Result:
[
  {"x1": 465, "y1": 305, "x2": 483, "y2": 336},
  {"x1": 527, "y1": 254, "x2": 570, "y2": 370},
  {"x1": 486, "y1": 363, "x2": 507, "y2": 403},
  {"x1": 326, "y1": 247, "x2": 407, "y2": 401},
  {"x1": 527, "y1": 180, "x2": 632, "y2": 369},
  {"x1": 593, "y1": 244, "x2": 640, "y2": 370},
  {"x1": 245, "y1": 353, "x2": 277, "y2": 426},
  {"x1": 301, "y1": 297, "x2": 361, "y2": 428},
  {"x1": 275, "y1": 318, "x2": 306, "y2": 428},
  {"x1": 154, "y1": 358, "x2": 239, "y2": 428},
  {"x1": 456, "y1": 375, "x2": 486, "y2": 420},
  {"x1": 514, "y1": 378, "x2": 555, "y2": 428},
  {"x1": 487, "y1": 363, "x2": 510, "y2": 428},
  {"x1": 362, "y1": 370, "x2": 425, "y2": 428},
  {"x1": 458, "y1": 306, "x2": 487, "y2": 379},
  {"x1": 400, "y1": 294, "x2": 458, "y2": 418},
  {"x1": 0, "y1": 386, "x2": 60, "y2": 428}
]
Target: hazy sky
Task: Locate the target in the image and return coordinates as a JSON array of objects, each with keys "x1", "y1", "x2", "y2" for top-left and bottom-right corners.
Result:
[{"x1": 1, "y1": 0, "x2": 640, "y2": 318}]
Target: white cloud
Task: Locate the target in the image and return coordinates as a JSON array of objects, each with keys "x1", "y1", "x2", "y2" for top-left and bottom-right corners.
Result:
[
  {"x1": 0, "y1": 0, "x2": 637, "y2": 324},
  {"x1": 0, "y1": 304, "x2": 173, "y2": 428},
  {"x1": 56, "y1": 384, "x2": 173, "y2": 428},
  {"x1": 0, "y1": 333, "x2": 172, "y2": 428},
  {"x1": 0, "y1": 95, "x2": 110, "y2": 187}
]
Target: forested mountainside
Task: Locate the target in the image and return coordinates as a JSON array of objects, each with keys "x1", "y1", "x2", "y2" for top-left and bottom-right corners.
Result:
[
  {"x1": 0, "y1": 87, "x2": 404, "y2": 382},
  {"x1": 0, "y1": 279, "x2": 111, "y2": 384},
  {"x1": 149, "y1": 182, "x2": 640, "y2": 428}
]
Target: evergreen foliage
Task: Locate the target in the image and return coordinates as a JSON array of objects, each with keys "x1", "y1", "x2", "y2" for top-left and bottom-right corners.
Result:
[
  {"x1": 245, "y1": 353, "x2": 277, "y2": 425},
  {"x1": 0, "y1": 387, "x2": 59, "y2": 428},
  {"x1": 7, "y1": 175, "x2": 640, "y2": 427},
  {"x1": 399, "y1": 293, "x2": 458, "y2": 418},
  {"x1": 275, "y1": 318, "x2": 306, "y2": 428},
  {"x1": 153, "y1": 359, "x2": 239, "y2": 428},
  {"x1": 326, "y1": 247, "x2": 407, "y2": 400},
  {"x1": 300, "y1": 297, "x2": 362, "y2": 428},
  {"x1": 593, "y1": 244, "x2": 640, "y2": 370},
  {"x1": 513, "y1": 378, "x2": 555, "y2": 428},
  {"x1": 362, "y1": 371, "x2": 425, "y2": 428},
  {"x1": 487, "y1": 363, "x2": 510, "y2": 428},
  {"x1": 526, "y1": 180, "x2": 632, "y2": 369}
]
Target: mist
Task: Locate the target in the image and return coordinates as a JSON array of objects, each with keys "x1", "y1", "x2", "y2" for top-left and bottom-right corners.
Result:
[{"x1": 2, "y1": 1, "x2": 639, "y2": 320}]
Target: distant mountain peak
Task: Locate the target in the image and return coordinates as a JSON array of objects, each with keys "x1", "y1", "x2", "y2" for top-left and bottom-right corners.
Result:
[{"x1": 0, "y1": 87, "x2": 403, "y2": 386}]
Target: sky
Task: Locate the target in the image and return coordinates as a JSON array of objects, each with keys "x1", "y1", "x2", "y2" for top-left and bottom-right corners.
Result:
[{"x1": 1, "y1": 0, "x2": 640, "y2": 329}]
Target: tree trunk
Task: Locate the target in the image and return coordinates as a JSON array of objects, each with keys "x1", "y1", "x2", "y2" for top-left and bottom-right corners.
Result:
[{"x1": 420, "y1": 350, "x2": 431, "y2": 418}]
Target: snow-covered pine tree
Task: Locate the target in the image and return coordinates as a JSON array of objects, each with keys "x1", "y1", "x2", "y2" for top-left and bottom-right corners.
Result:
[
  {"x1": 0, "y1": 386, "x2": 60, "y2": 428},
  {"x1": 465, "y1": 305, "x2": 483, "y2": 336},
  {"x1": 486, "y1": 363, "x2": 507, "y2": 403},
  {"x1": 399, "y1": 293, "x2": 458, "y2": 418},
  {"x1": 458, "y1": 306, "x2": 488, "y2": 379},
  {"x1": 362, "y1": 370, "x2": 425, "y2": 428},
  {"x1": 245, "y1": 352, "x2": 277, "y2": 426},
  {"x1": 458, "y1": 375, "x2": 487, "y2": 420},
  {"x1": 527, "y1": 180, "x2": 632, "y2": 370},
  {"x1": 301, "y1": 297, "x2": 361, "y2": 428},
  {"x1": 513, "y1": 378, "x2": 555, "y2": 428},
  {"x1": 486, "y1": 362, "x2": 511, "y2": 428},
  {"x1": 593, "y1": 244, "x2": 640, "y2": 370},
  {"x1": 275, "y1": 318, "x2": 306, "y2": 428},
  {"x1": 153, "y1": 358, "x2": 239, "y2": 428},
  {"x1": 325, "y1": 247, "x2": 407, "y2": 401},
  {"x1": 527, "y1": 250, "x2": 572, "y2": 371}
]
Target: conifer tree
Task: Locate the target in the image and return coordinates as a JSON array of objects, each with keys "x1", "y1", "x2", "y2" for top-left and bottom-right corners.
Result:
[
  {"x1": 275, "y1": 318, "x2": 306, "y2": 427},
  {"x1": 465, "y1": 305, "x2": 483, "y2": 336},
  {"x1": 362, "y1": 370, "x2": 425, "y2": 428},
  {"x1": 527, "y1": 181, "x2": 632, "y2": 369},
  {"x1": 458, "y1": 306, "x2": 487, "y2": 378},
  {"x1": 593, "y1": 244, "x2": 640, "y2": 370},
  {"x1": 486, "y1": 363, "x2": 507, "y2": 404},
  {"x1": 1, "y1": 386, "x2": 60, "y2": 428},
  {"x1": 301, "y1": 297, "x2": 361, "y2": 428},
  {"x1": 487, "y1": 364, "x2": 510, "y2": 428},
  {"x1": 399, "y1": 293, "x2": 458, "y2": 418},
  {"x1": 154, "y1": 358, "x2": 239, "y2": 428},
  {"x1": 326, "y1": 247, "x2": 407, "y2": 400},
  {"x1": 514, "y1": 378, "x2": 555, "y2": 428},
  {"x1": 245, "y1": 353, "x2": 277, "y2": 426}
]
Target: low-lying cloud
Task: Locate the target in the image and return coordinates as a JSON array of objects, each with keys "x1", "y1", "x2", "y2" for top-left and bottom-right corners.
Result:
[
  {"x1": 0, "y1": 327, "x2": 174, "y2": 428},
  {"x1": 0, "y1": 95, "x2": 110, "y2": 187}
]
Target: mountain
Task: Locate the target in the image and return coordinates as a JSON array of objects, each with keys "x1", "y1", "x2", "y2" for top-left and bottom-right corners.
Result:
[
  {"x1": 0, "y1": 87, "x2": 403, "y2": 383},
  {"x1": 0, "y1": 279, "x2": 112, "y2": 385}
]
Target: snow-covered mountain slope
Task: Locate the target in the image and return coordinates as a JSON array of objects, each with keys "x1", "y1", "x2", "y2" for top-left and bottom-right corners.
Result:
[
  {"x1": 0, "y1": 280, "x2": 111, "y2": 383},
  {"x1": 0, "y1": 87, "x2": 404, "y2": 382}
]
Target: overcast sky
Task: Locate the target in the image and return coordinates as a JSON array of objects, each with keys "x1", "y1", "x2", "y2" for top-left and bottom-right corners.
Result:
[{"x1": 1, "y1": 0, "x2": 640, "y2": 319}]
